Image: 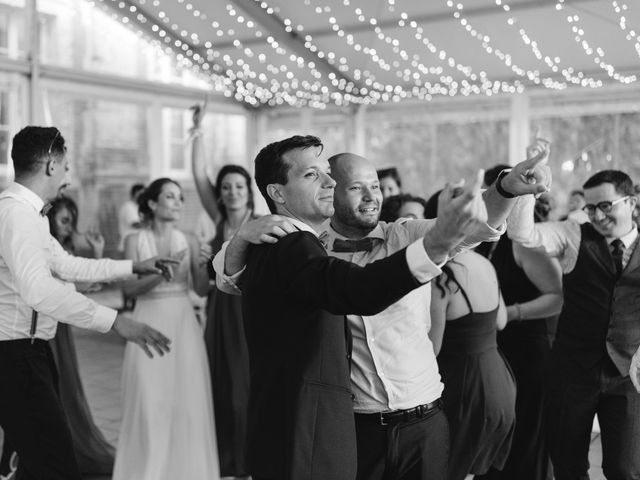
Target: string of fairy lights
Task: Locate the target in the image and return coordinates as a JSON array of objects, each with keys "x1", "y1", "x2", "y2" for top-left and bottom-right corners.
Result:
[
  {"x1": 92, "y1": 0, "x2": 640, "y2": 108},
  {"x1": 489, "y1": 0, "x2": 602, "y2": 88},
  {"x1": 611, "y1": 1, "x2": 640, "y2": 58}
]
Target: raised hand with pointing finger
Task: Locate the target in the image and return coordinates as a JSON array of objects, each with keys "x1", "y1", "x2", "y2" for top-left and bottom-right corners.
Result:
[{"x1": 498, "y1": 137, "x2": 552, "y2": 198}]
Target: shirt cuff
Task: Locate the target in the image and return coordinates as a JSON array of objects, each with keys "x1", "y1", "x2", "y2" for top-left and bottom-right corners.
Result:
[
  {"x1": 405, "y1": 239, "x2": 443, "y2": 283},
  {"x1": 212, "y1": 243, "x2": 245, "y2": 294},
  {"x1": 116, "y1": 259, "x2": 134, "y2": 277},
  {"x1": 216, "y1": 265, "x2": 245, "y2": 290},
  {"x1": 92, "y1": 304, "x2": 117, "y2": 333},
  {"x1": 483, "y1": 220, "x2": 506, "y2": 239}
]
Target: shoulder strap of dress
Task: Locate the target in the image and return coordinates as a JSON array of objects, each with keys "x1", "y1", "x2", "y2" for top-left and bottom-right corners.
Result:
[{"x1": 447, "y1": 271, "x2": 474, "y2": 314}]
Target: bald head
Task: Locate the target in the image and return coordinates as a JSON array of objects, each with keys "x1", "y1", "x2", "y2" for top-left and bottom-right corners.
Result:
[
  {"x1": 328, "y1": 152, "x2": 383, "y2": 237},
  {"x1": 328, "y1": 153, "x2": 377, "y2": 187}
]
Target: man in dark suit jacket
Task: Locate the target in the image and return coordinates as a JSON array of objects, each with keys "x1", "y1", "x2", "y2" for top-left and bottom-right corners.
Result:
[
  {"x1": 216, "y1": 135, "x2": 550, "y2": 480},
  {"x1": 508, "y1": 169, "x2": 640, "y2": 480}
]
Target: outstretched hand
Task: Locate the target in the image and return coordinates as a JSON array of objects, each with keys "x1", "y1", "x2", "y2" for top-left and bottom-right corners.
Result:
[
  {"x1": 84, "y1": 227, "x2": 105, "y2": 257},
  {"x1": 424, "y1": 169, "x2": 487, "y2": 264},
  {"x1": 439, "y1": 169, "x2": 488, "y2": 229},
  {"x1": 112, "y1": 315, "x2": 171, "y2": 358},
  {"x1": 132, "y1": 256, "x2": 180, "y2": 276},
  {"x1": 237, "y1": 215, "x2": 299, "y2": 245},
  {"x1": 501, "y1": 138, "x2": 552, "y2": 197}
]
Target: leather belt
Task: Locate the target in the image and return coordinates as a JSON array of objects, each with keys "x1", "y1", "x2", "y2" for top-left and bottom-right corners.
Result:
[{"x1": 357, "y1": 399, "x2": 443, "y2": 426}]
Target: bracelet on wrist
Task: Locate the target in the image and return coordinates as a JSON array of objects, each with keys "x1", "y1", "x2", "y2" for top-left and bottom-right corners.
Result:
[{"x1": 495, "y1": 169, "x2": 517, "y2": 199}]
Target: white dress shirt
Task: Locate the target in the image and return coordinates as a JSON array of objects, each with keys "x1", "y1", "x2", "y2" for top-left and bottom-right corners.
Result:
[
  {"x1": 213, "y1": 215, "x2": 505, "y2": 412},
  {"x1": 508, "y1": 195, "x2": 638, "y2": 273},
  {"x1": 0, "y1": 183, "x2": 133, "y2": 341},
  {"x1": 325, "y1": 221, "x2": 442, "y2": 412}
]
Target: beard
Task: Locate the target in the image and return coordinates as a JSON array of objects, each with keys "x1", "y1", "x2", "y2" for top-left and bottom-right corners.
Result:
[{"x1": 334, "y1": 202, "x2": 380, "y2": 233}]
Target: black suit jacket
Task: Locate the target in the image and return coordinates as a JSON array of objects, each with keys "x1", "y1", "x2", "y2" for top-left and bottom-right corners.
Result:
[{"x1": 241, "y1": 231, "x2": 423, "y2": 480}]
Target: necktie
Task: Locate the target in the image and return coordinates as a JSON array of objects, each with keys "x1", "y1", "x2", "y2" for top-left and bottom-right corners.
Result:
[
  {"x1": 611, "y1": 239, "x2": 625, "y2": 276},
  {"x1": 332, "y1": 237, "x2": 375, "y2": 253}
]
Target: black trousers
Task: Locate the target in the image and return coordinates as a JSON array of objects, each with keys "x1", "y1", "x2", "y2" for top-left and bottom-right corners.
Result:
[
  {"x1": 0, "y1": 339, "x2": 81, "y2": 480},
  {"x1": 545, "y1": 351, "x2": 640, "y2": 480},
  {"x1": 354, "y1": 404, "x2": 449, "y2": 480}
]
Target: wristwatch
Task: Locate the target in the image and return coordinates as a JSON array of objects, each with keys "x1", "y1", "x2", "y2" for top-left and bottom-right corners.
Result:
[{"x1": 495, "y1": 168, "x2": 516, "y2": 199}]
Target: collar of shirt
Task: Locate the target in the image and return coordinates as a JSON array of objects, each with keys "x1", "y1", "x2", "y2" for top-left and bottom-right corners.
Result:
[
  {"x1": 0, "y1": 182, "x2": 46, "y2": 214},
  {"x1": 613, "y1": 225, "x2": 638, "y2": 249},
  {"x1": 283, "y1": 216, "x2": 321, "y2": 237}
]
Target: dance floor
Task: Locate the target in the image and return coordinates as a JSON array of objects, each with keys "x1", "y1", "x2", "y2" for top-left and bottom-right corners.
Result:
[{"x1": 76, "y1": 289, "x2": 605, "y2": 480}]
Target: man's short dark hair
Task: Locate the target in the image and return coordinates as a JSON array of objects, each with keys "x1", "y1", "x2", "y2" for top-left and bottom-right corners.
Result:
[
  {"x1": 130, "y1": 183, "x2": 145, "y2": 198},
  {"x1": 484, "y1": 164, "x2": 511, "y2": 187},
  {"x1": 583, "y1": 170, "x2": 635, "y2": 197},
  {"x1": 254, "y1": 135, "x2": 323, "y2": 213},
  {"x1": 11, "y1": 126, "x2": 66, "y2": 176},
  {"x1": 376, "y1": 167, "x2": 402, "y2": 188}
]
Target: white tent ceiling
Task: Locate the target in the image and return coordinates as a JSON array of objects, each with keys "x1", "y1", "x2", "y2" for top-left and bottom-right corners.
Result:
[{"x1": 97, "y1": 0, "x2": 640, "y2": 108}]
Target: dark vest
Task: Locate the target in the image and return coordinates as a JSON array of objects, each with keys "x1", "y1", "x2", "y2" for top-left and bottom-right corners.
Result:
[{"x1": 555, "y1": 223, "x2": 640, "y2": 375}]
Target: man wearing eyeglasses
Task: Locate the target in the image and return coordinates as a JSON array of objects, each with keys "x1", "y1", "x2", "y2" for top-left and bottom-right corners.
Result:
[
  {"x1": 507, "y1": 169, "x2": 640, "y2": 480},
  {"x1": 0, "y1": 126, "x2": 175, "y2": 480}
]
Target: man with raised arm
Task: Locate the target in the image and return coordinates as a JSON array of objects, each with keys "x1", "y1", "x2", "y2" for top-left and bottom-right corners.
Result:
[
  {"x1": 0, "y1": 126, "x2": 174, "y2": 480},
  {"x1": 508, "y1": 166, "x2": 640, "y2": 480},
  {"x1": 212, "y1": 134, "x2": 550, "y2": 480}
]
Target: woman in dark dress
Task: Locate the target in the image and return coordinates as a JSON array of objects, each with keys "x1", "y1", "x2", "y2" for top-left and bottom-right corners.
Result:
[
  {"x1": 191, "y1": 105, "x2": 255, "y2": 479},
  {"x1": 477, "y1": 196, "x2": 563, "y2": 480},
  {"x1": 427, "y1": 192, "x2": 516, "y2": 480},
  {"x1": 46, "y1": 196, "x2": 116, "y2": 475}
]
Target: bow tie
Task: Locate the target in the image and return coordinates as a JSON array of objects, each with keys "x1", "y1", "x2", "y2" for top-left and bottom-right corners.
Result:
[
  {"x1": 40, "y1": 203, "x2": 52, "y2": 217},
  {"x1": 332, "y1": 237, "x2": 375, "y2": 253}
]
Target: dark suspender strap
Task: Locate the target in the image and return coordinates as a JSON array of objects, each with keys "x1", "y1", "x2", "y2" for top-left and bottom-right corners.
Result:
[
  {"x1": 344, "y1": 315, "x2": 353, "y2": 373},
  {"x1": 30, "y1": 310, "x2": 38, "y2": 344}
]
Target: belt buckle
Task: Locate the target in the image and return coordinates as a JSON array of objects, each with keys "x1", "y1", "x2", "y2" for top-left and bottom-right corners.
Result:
[{"x1": 379, "y1": 412, "x2": 389, "y2": 426}]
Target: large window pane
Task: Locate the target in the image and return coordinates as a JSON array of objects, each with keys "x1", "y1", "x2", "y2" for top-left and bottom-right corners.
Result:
[
  {"x1": 49, "y1": 94, "x2": 151, "y2": 255},
  {"x1": 531, "y1": 112, "x2": 640, "y2": 210},
  {"x1": 367, "y1": 112, "x2": 509, "y2": 199},
  {"x1": 164, "y1": 108, "x2": 248, "y2": 178},
  {"x1": 366, "y1": 116, "x2": 436, "y2": 198},
  {"x1": 0, "y1": 0, "x2": 25, "y2": 60},
  {"x1": 38, "y1": 0, "x2": 208, "y2": 87},
  {"x1": 200, "y1": 112, "x2": 248, "y2": 171}
]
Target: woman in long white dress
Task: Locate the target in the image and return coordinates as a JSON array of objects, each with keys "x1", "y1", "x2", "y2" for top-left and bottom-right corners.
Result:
[{"x1": 113, "y1": 178, "x2": 219, "y2": 480}]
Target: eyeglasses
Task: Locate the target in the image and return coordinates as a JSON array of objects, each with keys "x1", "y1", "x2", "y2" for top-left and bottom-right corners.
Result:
[
  {"x1": 47, "y1": 129, "x2": 60, "y2": 156},
  {"x1": 582, "y1": 196, "x2": 630, "y2": 216}
]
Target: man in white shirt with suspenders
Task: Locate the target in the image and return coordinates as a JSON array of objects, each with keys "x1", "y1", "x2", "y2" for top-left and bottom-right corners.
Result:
[{"x1": 0, "y1": 126, "x2": 173, "y2": 480}]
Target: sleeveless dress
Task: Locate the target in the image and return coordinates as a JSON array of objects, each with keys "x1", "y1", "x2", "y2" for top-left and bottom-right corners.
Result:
[
  {"x1": 438, "y1": 281, "x2": 516, "y2": 480},
  {"x1": 476, "y1": 235, "x2": 552, "y2": 480},
  {"x1": 204, "y1": 219, "x2": 252, "y2": 476},
  {"x1": 113, "y1": 229, "x2": 220, "y2": 480}
]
